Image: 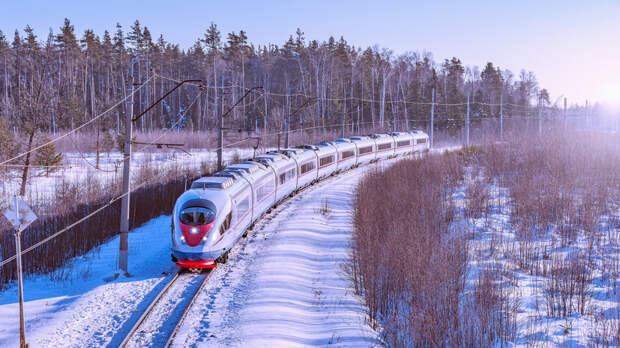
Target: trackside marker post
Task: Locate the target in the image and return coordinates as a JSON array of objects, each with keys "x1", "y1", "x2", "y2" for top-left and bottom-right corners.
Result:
[{"x1": 2, "y1": 195, "x2": 37, "y2": 348}]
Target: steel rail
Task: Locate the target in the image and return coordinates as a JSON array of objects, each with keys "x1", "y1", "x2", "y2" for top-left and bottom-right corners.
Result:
[
  {"x1": 164, "y1": 271, "x2": 213, "y2": 347},
  {"x1": 119, "y1": 271, "x2": 181, "y2": 348}
]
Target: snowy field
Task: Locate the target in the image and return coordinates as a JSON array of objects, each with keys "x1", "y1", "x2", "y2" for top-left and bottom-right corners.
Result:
[
  {"x1": 0, "y1": 155, "x2": 402, "y2": 347},
  {"x1": 0, "y1": 148, "x2": 258, "y2": 206}
]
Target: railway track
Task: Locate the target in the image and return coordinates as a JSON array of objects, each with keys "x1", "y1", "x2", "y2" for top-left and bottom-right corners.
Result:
[{"x1": 119, "y1": 270, "x2": 212, "y2": 348}]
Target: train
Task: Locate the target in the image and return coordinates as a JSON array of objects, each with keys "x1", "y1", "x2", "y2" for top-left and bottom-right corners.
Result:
[{"x1": 171, "y1": 130, "x2": 430, "y2": 270}]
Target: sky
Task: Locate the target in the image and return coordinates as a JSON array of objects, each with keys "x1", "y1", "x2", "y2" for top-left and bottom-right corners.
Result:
[{"x1": 2, "y1": 0, "x2": 619, "y2": 110}]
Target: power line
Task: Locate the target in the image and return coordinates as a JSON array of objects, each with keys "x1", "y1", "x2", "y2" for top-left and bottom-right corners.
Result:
[{"x1": 0, "y1": 75, "x2": 157, "y2": 167}]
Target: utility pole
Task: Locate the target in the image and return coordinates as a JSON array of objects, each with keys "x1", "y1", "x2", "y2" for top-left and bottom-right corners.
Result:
[
  {"x1": 15, "y1": 222, "x2": 26, "y2": 348},
  {"x1": 218, "y1": 86, "x2": 263, "y2": 168},
  {"x1": 2, "y1": 196, "x2": 37, "y2": 348},
  {"x1": 342, "y1": 87, "x2": 346, "y2": 138},
  {"x1": 585, "y1": 99, "x2": 589, "y2": 130},
  {"x1": 466, "y1": 94, "x2": 470, "y2": 147},
  {"x1": 430, "y1": 88, "x2": 435, "y2": 148},
  {"x1": 14, "y1": 197, "x2": 26, "y2": 348},
  {"x1": 119, "y1": 58, "x2": 138, "y2": 276},
  {"x1": 564, "y1": 97, "x2": 567, "y2": 129},
  {"x1": 499, "y1": 93, "x2": 503, "y2": 140},
  {"x1": 285, "y1": 88, "x2": 290, "y2": 149},
  {"x1": 538, "y1": 93, "x2": 542, "y2": 136},
  {"x1": 118, "y1": 56, "x2": 197, "y2": 276},
  {"x1": 218, "y1": 92, "x2": 224, "y2": 170}
]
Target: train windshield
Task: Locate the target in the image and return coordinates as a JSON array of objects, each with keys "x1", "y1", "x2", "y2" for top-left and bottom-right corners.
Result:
[{"x1": 180, "y1": 207, "x2": 216, "y2": 226}]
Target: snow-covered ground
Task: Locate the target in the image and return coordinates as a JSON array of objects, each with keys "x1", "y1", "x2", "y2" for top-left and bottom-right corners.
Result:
[
  {"x1": 0, "y1": 148, "x2": 258, "y2": 206},
  {"x1": 464, "y1": 174, "x2": 620, "y2": 346},
  {"x1": 0, "y1": 156, "x2": 396, "y2": 347}
]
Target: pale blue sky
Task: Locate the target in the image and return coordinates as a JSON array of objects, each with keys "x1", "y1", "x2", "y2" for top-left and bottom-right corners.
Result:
[{"x1": 2, "y1": 1, "x2": 619, "y2": 108}]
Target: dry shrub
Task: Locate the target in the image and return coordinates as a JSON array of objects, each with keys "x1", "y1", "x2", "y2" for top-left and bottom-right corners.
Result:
[
  {"x1": 478, "y1": 130, "x2": 620, "y2": 244},
  {"x1": 352, "y1": 152, "x2": 516, "y2": 346},
  {"x1": 544, "y1": 251, "x2": 592, "y2": 317}
]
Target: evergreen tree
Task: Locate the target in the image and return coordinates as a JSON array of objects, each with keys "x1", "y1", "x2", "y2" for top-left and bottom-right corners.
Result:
[{"x1": 35, "y1": 135, "x2": 63, "y2": 176}]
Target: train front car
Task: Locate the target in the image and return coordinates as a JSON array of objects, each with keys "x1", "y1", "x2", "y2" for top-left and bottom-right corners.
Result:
[{"x1": 171, "y1": 177, "x2": 233, "y2": 270}]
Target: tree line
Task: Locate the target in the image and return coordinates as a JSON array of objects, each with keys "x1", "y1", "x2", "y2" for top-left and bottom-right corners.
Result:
[{"x1": 0, "y1": 18, "x2": 554, "y2": 144}]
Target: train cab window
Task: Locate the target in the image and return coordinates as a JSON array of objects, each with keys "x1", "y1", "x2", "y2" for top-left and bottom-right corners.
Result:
[
  {"x1": 221, "y1": 212, "x2": 232, "y2": 232},
  {"x1": 397, "y1": 140, "x2": 411, "y2": 147},
  {"x1": 180, "y1": 207, "x2": 215, "y2": 226},
  {"x1": 319, "y1": 155, "x2": 334, "y2": 167},
  {"x1": 279, "y1": 173, "x2": 286, "y2": 184}
]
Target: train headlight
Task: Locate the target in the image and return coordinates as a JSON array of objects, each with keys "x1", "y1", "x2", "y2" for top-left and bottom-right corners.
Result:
[
  {"x1": 190, "y1": 227, "x2": 199, "y2": 234},
  {"x1": 180, "y1": 235, "x2": 186, "y2": 243}
]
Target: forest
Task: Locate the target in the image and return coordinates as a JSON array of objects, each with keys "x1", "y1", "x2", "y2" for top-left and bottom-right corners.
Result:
[{"x1": 0, "y1": 18, "x2": 559, "y2": 147}]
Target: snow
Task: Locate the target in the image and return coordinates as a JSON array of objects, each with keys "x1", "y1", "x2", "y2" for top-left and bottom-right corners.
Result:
[
  {"x1": 0, "y1": 148, "x2": 258, "y2": 206},
  {"x1": 464, "y1": 174, "x2": 620, "y2": 346},
  {"x1": 170, "y1": 162, "x2": 390, "y2": 347},
  {"x1": 0, "y1": 216, "x2": 176, "y2": 347},
  {"x1": 0, "y1": 154, "x2": 400, "y2": 347}
]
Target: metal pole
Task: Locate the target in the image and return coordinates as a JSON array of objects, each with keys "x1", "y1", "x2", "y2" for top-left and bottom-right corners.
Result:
[
  {"x1": 500, "y1": 93, "x2": 503, "y2": 140},
  {"x1": 538, "y1": 94, "x2": 542, "y2": 136},
  {"x1": 466, "y1": 94, "x2": 470, "y2": 146},
  {"x1": 341, "y1": 89, "x2": 346, "y2": 138},
  {"x1": 217, "y1": 76, "x2": 224, "y2": 171},
  {"x1": 14, "y1": 196, "x2": 27, "y2": 348},
  {"x1": 564, "y1": 97, "x2": 567, "y2": 129},
  {"x1": 430, "y1": 88, "x2": 435, "y2": 148},
  {"x1": 285, "y1": 89, "x2": 290, "y2": 148},
  {"x1": 119, "y1": 60, "x2": 135, "y2": 276},
  {"x1": 585, "y1": 99, "x2": 589, "y2": 130}
]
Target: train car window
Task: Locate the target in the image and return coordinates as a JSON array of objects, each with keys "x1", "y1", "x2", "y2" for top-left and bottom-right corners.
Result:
[
  {"x1": 397, "y1": 140, "x2": 411, "y2": 147},
  {"x1": 319, "y1": 155, "x2": 334, "y2": 166},
  {"x1": 180, "y1": 207, "x2": 215, "y2": 226},
  {"x1": 300, "y1": 161, "x2": 315, "y2": 174},
  {"x1": 378, "y1": 142, "x2": 392, "y2": 150},
  {"x1": 341, "y1": 150, "x2": 355, "y2": 159},
  {"x1": 358, "y1": 146, "x2": 372, "y2": 154},
  {"x1": 417, "y1": 138, "x2": 427, "y2": 144},
  {"x1": 279, "y1": 168, "x2": 296, "y2": 184},
  {"x1": 235, "y1": 195, "x2": 250, "y2": 219},
  {"x1": 256, "y1": 179, "x2": 275, "y2": 202}
]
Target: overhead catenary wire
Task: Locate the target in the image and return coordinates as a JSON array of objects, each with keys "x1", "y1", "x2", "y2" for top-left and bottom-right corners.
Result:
[
  {"x1": 0, "y1": 107, "x2": 586, "y2": 268},
  {"x1": 0, "y1": 75, "x2": 157, "y2": 167},
  {"x1": 155, "y1": 73, "x2": 547, "y2": 109}
]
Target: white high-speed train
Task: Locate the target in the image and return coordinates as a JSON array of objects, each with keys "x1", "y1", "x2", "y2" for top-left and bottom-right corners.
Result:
[{"x1": 171, "y1": 130, "x2": 430, "y2": 269}]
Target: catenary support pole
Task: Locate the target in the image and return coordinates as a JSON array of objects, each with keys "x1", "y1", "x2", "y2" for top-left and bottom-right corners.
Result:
[
  {"x1": 430, "y1": 87, "x2": 435, "y2": 149},
  {"x1": 285, "y1": 90, "x2": 290, "y2": 148},
  {"x1": 500, "y1": 93, "x2": 503, "y2": 140},
  {"x1": 538, "y1": 94, "x2": 542, "y2": 136},
  {"x1": 430, "y1": 88, "x2": 435, "y2": 148},
  {"x1": 119, "y1": 60, "x2": 135, "y2": 276},
  {"x1": 217, "y1": 77, "x2": 224, "y2": 170},
  {"x1": 466, "y1": 94, "x2": 470, "y2": 147},
  {"x1": 564, "y1": 97, "x2": 567, "y2": 129}
]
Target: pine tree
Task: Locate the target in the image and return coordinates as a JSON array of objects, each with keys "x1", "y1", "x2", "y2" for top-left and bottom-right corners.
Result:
[
  {"x1": 0, "y1": 119, "x2": 19, "y2": 174},
  {"x1": 35, "y1": 135, "x2": 63, "y2": 176}
]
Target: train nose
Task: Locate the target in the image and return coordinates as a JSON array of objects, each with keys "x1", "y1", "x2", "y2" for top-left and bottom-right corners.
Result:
[
  {"x1": 179, "y1": 222, "x2": 214, "y2": 246},
  {"x1": 179, "y1": 206, "x2": 217, "y2": 247}
]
